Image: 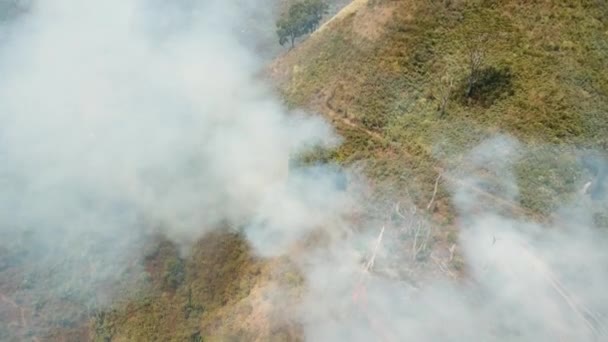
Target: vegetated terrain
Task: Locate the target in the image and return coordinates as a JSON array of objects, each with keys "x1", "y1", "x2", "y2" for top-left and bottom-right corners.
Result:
[
  {"x1": 2, "y1": 0, "x2": 608, "y2": 341},
  {"x1": 92, "y1": 231, "x2": 306, "y2": 341},
  {"x1": 272, "y1": 0, "x2": 608, "y2": 216}
]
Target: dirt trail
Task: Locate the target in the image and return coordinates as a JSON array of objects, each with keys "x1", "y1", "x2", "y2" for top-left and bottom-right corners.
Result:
[{"x1": 319, "y1": 97, "x2": 536, "y2": 219}]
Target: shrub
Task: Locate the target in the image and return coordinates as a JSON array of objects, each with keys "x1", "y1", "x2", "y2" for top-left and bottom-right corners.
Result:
[{"x1": 162, "y1": 256, "x2": 185, "y2": 290}]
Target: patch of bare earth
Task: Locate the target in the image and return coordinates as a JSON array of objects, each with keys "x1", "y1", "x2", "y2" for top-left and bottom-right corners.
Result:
[{"x1": 350, "y1": 0, "x2": 402, "y2": 40}]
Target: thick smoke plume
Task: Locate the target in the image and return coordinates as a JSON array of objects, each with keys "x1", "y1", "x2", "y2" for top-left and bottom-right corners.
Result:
[
  {"x1": 0, "y1": 1, "x2": 607, "y2": 341},
  {"x1": 0, "y1": 0, "x2": 340, "y2": 337}
]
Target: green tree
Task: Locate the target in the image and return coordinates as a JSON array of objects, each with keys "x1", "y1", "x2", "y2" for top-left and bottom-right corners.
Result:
[
  {"x1": 303, "y1": 0, "x2": 328, "y2": 32},
  {"x1": 277, "y1": 0, "x2": 328, "y2": 48},
  {"x1": 162, "y1": 256, "x2": 185, "y2": 290},
  {"x1": 277, "y1": 3, "x2": 307, "y2": 48}
]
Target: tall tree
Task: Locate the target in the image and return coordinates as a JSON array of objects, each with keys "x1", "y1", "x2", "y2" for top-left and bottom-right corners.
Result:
[{"x1": 277, "y1": 0, "x2": 328, "y2": 48}]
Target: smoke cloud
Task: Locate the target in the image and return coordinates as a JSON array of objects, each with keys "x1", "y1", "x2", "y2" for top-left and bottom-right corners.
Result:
[{"x1": 0, "y1": 0, "x2": 340, "y2": 337}]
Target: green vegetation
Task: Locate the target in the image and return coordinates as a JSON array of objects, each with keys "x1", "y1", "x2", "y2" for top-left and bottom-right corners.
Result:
[
  {"x1": 274, "y1": 0, "x2": 608, "y2": 215},
  {"x1": 277, "y1": 0, "x2": 329, "y2": 48},
  {"x1": 162, "y1": 255, "x2": 185, "y2": 291}
]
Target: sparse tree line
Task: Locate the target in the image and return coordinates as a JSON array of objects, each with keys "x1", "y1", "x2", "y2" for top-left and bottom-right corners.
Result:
[{"x1": 276, "y1": 0, "x2": 329, "y2": 48}]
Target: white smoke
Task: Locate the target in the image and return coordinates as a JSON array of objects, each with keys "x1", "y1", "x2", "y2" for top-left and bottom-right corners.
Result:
[
  {"x1": 296, "y1": 138, "x2": 608, "y2": 341},
  {"x1": 0, "y1": 0, "x2": 341, "y2": 337}
]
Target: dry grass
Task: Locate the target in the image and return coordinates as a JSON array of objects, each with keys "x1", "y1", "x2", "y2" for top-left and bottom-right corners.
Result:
[
  {"x1": 271, "y1": 0, "x2": 608, "y2": 215},
  {"x1": 89, "y1": 1, "x2": 608, "y2": 340}
]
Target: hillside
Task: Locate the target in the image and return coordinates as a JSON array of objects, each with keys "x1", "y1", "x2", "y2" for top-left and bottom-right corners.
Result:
[
  {"x1": 1, "y1": 1, "x2": 608, "y2": 341},
  {"x1": 271, "y1": 0, "x2": 608, "y2": 216},
  {"x1": 97, "y1": 1, "x2": 608, "y2": 340},
  {"x1": 84, "y1": 0, "x2": 608, "y2": 340}
]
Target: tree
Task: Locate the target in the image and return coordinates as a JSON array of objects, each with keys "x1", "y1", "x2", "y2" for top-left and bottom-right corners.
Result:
[
  {"x1": 162, "y1": 256, "x2": 185, "y2": 290},
  {"x1": 277, "y1": 0, "x2": 328, "y2": 48},
  {"x1": 437, "y1": 73, "x2": 453, "y2": 117},
  {"x1": 465, "y1": 34, "x2": 489, "y2": 98},
  {"x1": 303, "y1": 0, "x2": 329, "y2": 32}
]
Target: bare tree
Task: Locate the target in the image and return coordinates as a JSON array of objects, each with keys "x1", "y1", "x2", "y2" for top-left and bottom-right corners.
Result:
[
  {"x1": 363, "y1": 226, "x2": 385, "y2": 273},
  {"x1": 438, "y1": 75, "x2": 453, "y2": 117},
  {"x1": 394, "y1": 202, "x2": 433, "y2": 261},
  {"x1": 411, "y1": 220, "x2": 431, "y2": 261},
  {"x1": 426, "y1": 174, "x2": 442, "y2": 211},
  {"x1": 465, "y1": 34, "x2": 488, "y2": 98}
]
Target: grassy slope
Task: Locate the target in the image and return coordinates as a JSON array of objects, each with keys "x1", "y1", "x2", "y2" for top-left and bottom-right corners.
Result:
[
  {"x1": 272, "y1": 0, "x2": 608, "y2": 215},
  {"x1": 93, "y1": 232, "x2": 304, "y2": 341},
  {"x1": 91, "y1": 1, "x2": 608, "y2": 340}
]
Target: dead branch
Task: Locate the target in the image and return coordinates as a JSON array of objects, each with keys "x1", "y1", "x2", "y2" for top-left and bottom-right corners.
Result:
[
  {"x1": 449, "y1": 244, "x2": 456, "y2": 262},
  {"x1": 364, "y1": 226, "x2": 385, "y2": 273},
  {"x1": 426, "y1": 174, "x2": 442, "y2": 211},
  {"x1": 438, "y1": 75, "x2": 453, "y2": 117},
  {"x1": 582, "y1": 181, "x2": 592, "y2": 195},
  {"x1": 431, "y1": 254, "x2": 456, "y2": 278},
  {"x1": 412, "y1": 223, "x2": 421, "y2": 260},
  {"x1": 394, "y1": 202, "x2": 406, "y2": 220},
  {"x1": 395, "y1": 202, "x2": 417, "y2": 235},
  {"x1": 412, "y1": 222, "x2": 431, "y2": 261}
]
